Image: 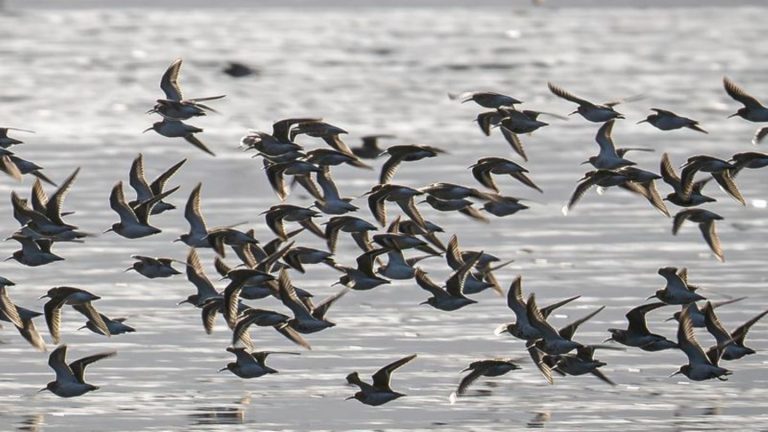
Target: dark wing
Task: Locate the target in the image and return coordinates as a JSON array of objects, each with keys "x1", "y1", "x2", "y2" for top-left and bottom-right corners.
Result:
[
  {"x1": 699, "y1": 219, "x2": 724, "y2": 262},
  {"x1": 371, "y1": 353, "x2": 417, "y2": 392},
  {"x1": 185, "y1": 183, "x2": 208, "y2": 237},
  {"x1": 379, "y1": 155, "x2": 404, "y2": 185},
  {"x1": 46, "y1": 167, "x2": 80, "y2": 225},
  {"x1": 499, "y1": 126, "x2": 527, "y2": 161},
  {"x1": 48, "y1": 345, "x2": 76, "y2": 383},
  {"x1": 184, "y1": 134, "x2": 215, "y2": 156},
  {"x1": 731, "y1": 309, "x2": 768, "y2": 345},
  {"x1": 711, "y1": 170, "x2": 745, "y2": 206},
  {"x1": 548, "y1": 82, "x2": 590, "y2": 105},
  {"x1": 414, "y1": 268, "x2": 445, "y2": 298},
  {"x1": 70, "y1": 351, "x2": 117, "y2": 384},
  {"x1": 129, "y1": 154, "x2": 152, "y2": 202},
  {"x1": 457, "y1": 365, "x2": 488, "y2": 396},
  {"x1": 72, "y1": 303, "x2": 111, "y2": 337},
  {"x1": 150, "y1": 158, "x2": 187, "y2": 195},
  {"x1": 558, "y1": 306, "x2": 605, "y2": 341},
  {"x1": 540, "y1": 295, "x2": 581, "y2": 319},
  {"x1": 527, "y1": 346, "x2": 554, "y2": 384},
  {"x1": 160, "y1": 58, "x2": 184, "y2": 101},
  {"x1": 626, "y1": 302, "x2": 666, "y2": 335},
  {"x1": 723, "y1": 76, "x2": 764, "y2": 109}
]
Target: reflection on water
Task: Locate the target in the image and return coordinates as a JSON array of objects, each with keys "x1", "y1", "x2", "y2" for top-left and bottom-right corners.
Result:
[
  {"x1": 16, "y1": 414, "x2": 44, "y2": 432},
  {"x1": 188, "y1": 406, "x2": 245, "y2": 426},
  {"x1": 527, "y1": 411, "x2": 550, "y2": 428}
]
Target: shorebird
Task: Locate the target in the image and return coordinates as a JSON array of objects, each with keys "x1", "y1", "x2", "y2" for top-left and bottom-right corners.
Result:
[
  {"x1": 177, "y1": 183, "x2": 216, "y2": 248},
  {"x1": 583, "y1": 120, "x2": 635, "y2": 170},
  {"x1": 144, "y1": 118, "x2": 215, "y2": 156},
  {"x1": 312, "y1": 168, "x2": 359, "y2": 215},
  {"x1": 128, "y1": 154, "x2": 186, "y2": 215},
  {"x1": 650, "y1": 267, "x2": 706, "y2": 304},
  {"x1": 0, "y1": 301, "x2": 46, "y2": 351},
  {"x1": 730, "y1": 151, "x2": 768, "y2": 176},
  {"x1": 0, "y1": 281, "x2": 23, "y2": 328},
  {"x1": 78, "y1": 313, "x2": 135, "y2": 336},
  {"x1": 149, "y1": 58, "x2": 225, "y2": 120},
  {"x1": 451, "y1": 91, "x2": 522, "y2": 108},
  {"x1": 672, "y1": 209, "x2": 725, "y2": 262},
  {"x1": 5, "y1": 234, "x2": 63, "y2": 267},
  {"x1": 219, "y1": 347, "x2": 299, "y2": 378},
  {"x1": 107, "y1": 181, "x2": 178, "y2": 239},
  {"x1": 527, "y1": 294, "x2": 604, "y2": 355},
  {"x1": 547, "y1": 82, "x2": 627, "y2": 122},
  {"x1": 222, "y1": 269, "x2": 276, "y2": 329},
  {"x1": 323, "y1": 215, "x2": 378, "y2": 253},
  {"x1": 278, "y1": 269, "x2": 347, "y2": 334},
  {"x1": 423, "y1": 195, "x2": 488, "y2": 223},
  {"x1": 378, "y1": 144, "x2": 444, "y2": 184},
  {"x1": 637, "y1": 108, "x2": 707, "y2": 133},
  {"x1": 616, "y1": 167, "x2": 670, "y2": 216},
  {"x1": 40, "y1": 345, "x2": 116, "y2": 398},
  {"x1": 672, "y1": 304, "x2": 731, "y2": 381},
  {"x1": 5, "y1": 153, "x2": 56, "y2": 185},
  {"x1": 482, "y1": 194, "x2": 530, "y2": 217},
  {"x1": 470, "y1": 157, "x2": 542, "y2": 193},
  {"x1": 546, "y1": 345, "x2": 616, "y2": 386},
  {"x1": 679, "y1": 155, "x2": 744, "y2": 206},
  {"x1": 702, "y1": 302, "x2": 768, "y2": 361},
  {"x1": 290, "y1": 120, "x2": 356, "y2": 156},
  {"x1": 265, "y1": 159, "x2": 322, "y2": 201},
  {"x1": 606, "y1": 302, "x2": 677, "y2": 351},
  {"x1": 0, "y1": 127, "x2": 34, "y2": 148},
  {"x1": 41, "y1": 286, "x2": 110, "y2": 344},
  {"x1": 352, "y1": 135, "x2": 395, "y2": 159},
  {"x1": 563, "y1": 169, "x2": 631, "y2": 215},
  {"x1": 659, "y1": 153, "x2": 716, "y2": 207},
  {"x1": 12, "y1": 167, "x2": 84, "y2": 239},
  {"x1": 415, "y1": 252, "x2": 481, "y2": 311},
  {"x1": 723, "y1": 76, "x2": 768, "y2": 144},
  {"x1": 282, "y1": 246, "x2": 337, "y2": 273},
  {"x1": 495, "y1": 276, "x2": 580, "y2": 342},
  {"x1": 179, "y1": 248, "x2": 221, "y2": 308},
  {"x1": 335, "y1": 249, "x2": 391, "y2": 291},
  {"x1": 230, "y1": 307, "x2": 311, "y2": 350},
  {"x1": 346, "y1": 354, "x2": 417, "y2": 406},
  {"x1": 451, "y1": 359, "x2": 521, "y2": 398},
  {"x1": 263, "y1": 204, "x2": 325, "y2": 241},
  {"x1": 444, "y1": 236, "x2": 496, "y2": 295},
  {"x1": 366, "y1": 184, "x2": 427, "y2": 229},
  {"x1": 666, "y1": 297, "x2": 746, "y2": 327},
  {"x1": 305, "y1": 148, "x2": 370, "y2": 170},
  {"x1": 125, "y1": 255, "x2": 182, "y2": 279}
]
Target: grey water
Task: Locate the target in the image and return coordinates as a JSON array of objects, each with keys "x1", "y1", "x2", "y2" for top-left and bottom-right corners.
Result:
[{"x1": 1, "y1": 2, "x2": 768, "y2": 431}]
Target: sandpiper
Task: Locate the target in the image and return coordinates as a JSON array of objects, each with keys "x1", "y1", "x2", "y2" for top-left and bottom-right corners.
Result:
[
  {"x1": 144, "y1": 119, "x2": 215, "y2": 156},
  {"x1": 482, "y1": 194, "x2": 530, "y2": 217},
  {"x1": 5, "y1": 234, "x2": 64, "y2": 267},
  {"x1": 679, "y1": 155, "x2": 744, "y2": 206},
  {"x1": 564, "y1": 169, "x2": 631, "y2": 215},
  {"x1": 290, "y1": 120, "x2": 356, "y2": 156},
  {"x1": 128, "y1": 154, "x2": 186, "y2": 214},
  {"x1": 672, "y1": 209, "x2": 725, "y2": 262},
  {"x1": 352, "y1": 135, "x2": 395, "y2": 159},
  {"x1": 41, "y1": 286, "x2": 110, "y2": 343},
  {"x1": 730, "y1": 151, "x2": 768, "y2": 176},
  {"x1": 0, "y1": 301, "x2": 46, "y2": 351},
  {"x1": 263, "y1": 204, "x2": 325, "y2": 241},
  {"x1": 672, "y1": 305, "x2": 731, "y2": 381},
  {"x1": 666, "y1": 297, "x2": 746, "y2": 327},
  {"x1": 107, "y1": 181, "x2": 178, "y2": 239},
  {"x1": 547, "y1": 82, "x2": 626, "y2": 122},
  {"x1": 527, "y1": 294, "x2": 604, "y2": 355},
  {"x1": 702, "y1": 302, "x2": 768, "y2": 361},
  {"x1": 637, "y1": 108, "x2": 707, "y2": 133},
  {"x1": 582, "y1": 120, "x2": 635, "y2": 170},
  {"x1": 230, "y1": 307, "x2": 311, "y2": 350},
  {"x1": 312, "y1": 168, "x2": 359, "y2": 215},
  {"x1": 659, "y1": 153, "x2": 716, "y2": 207},
  {"x1": 0, "y1": 281, "x2": 23, "y2": 328},
  {"x1": 179, "y1": 248, "x2": 222, "y2": 308},
  {"x1": 278, "y1": 269, "x2": 347, "y2": 334},
  {"x1": 378, "y1": 145, "x2": 445, "y2": 185},
  {"x1": 125, "y1": 255, "x2": 182, "y2": 279},
  {"x1": 415, "y1": 252, "x2": 481, "y2": 311},
  {"x1": 546, "y1": 345, "x2": 616, "y2": 386},
  {"x1": 366, "y1": 184, "x2": 427, "y2": 229},
  {"x1": 723, "y1": 77, "x2": 768, "y2": 144},
  {"x1": 451, "y1": 91, "x2": 522, "y2": 108},
  {"x1": 219, "y1": 347, "x2": 299, "y2": 378},
  {"x1": 606, "y1": 302, "x2": 677, "y2": 351},
  {"x1": 650, "y1": 267, "x2": 706, "y2": 304},
  {"x1": 40, "y1": 345, "x2": 116, "y2": 398},
  {"x1": 451, "y1": 359, "x2": 521, "y2": 398},
  {"x1": 78, "y1": 313, "x2": 135, "y2": 336},
  {"x1": 149, "y1": 58, "x2": 225, "y2": 120},
  {"x1": 335, "y1": 249, "x2": 392, "y2": 291},
  {"x1": 346, "y1": 354, "x2": 417, "y2": 406},
  {"x1": 323, "y1": 216, "x2": 378, "y2": 253},
  {"x1": 470, "y1": 157, "x2": 542, "y2": 193}
]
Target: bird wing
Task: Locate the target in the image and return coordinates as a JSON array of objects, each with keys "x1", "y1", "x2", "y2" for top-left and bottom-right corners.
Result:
[
  {"x1": 414, "y1": 268, "x2": 446, "y2": 298},
  {"x1": 30, "y1": 178, "x2": 49, "y2": 213},
  {"x1": 371, "y1": 354, "x2": 417, "y2": 392},
  {"x1": 379, "y1": 155, "x2": 403, "y2": 185},
  {"x1": 677, "y1": 305, "x2": 710, "y2": 365},
  {"x1": 711, "y1": 170, "x2": 745, "y2": 206},
  {"x1": 45, "y1": 167, "x2": 80, "y2": 226},
  {"x1": 731, "y1": 309, "x2": 768, "y2": 346},
  {"x1": 311, "y1": 288, "x2": 349, "y2": 320},
  {"x1": 185, "y1": 183, "x2": 208, "y2": 237},
  {"x1": 445, "y1": 235, "x2": 465, "y2": 270},
  {"x1": 184, "y1": 134, "x2": 215, "y2": 156},
  {"x1": 595, "y1": 120, "x2": 619, "y2": 159},
  {"x1": 160, "y1": 58, "x2": 184, "y2": 101},
  {"x1": 723, "y1": 76, "x2": 764, "y2": 109},
  {"x1": 548, "y1": 82, "x2": 591, "y2": 105},
  {"x1": 186, "y1": 248, "x2": 219, "y2": 300},
  {"x1": 499, "y1": 126, "x2": 528, "y2": 162},
  {"x1": 526, "y1": 293, "x2": 561, "y2": 339},
  {"x1": 48, "y1": 345, "x2": 77, "y2": 384},
  {"x1": 702, "y1": 302, "x2": 732, "y2": 346},
  {"x1": 129, "y1": 154, "x2": 153, "y2": 203},
  {"x1": 446, "y1": 250, "x2": 482, "y2": 297},
  {"x1": 70, "y1": 351, "x2": 116, "y2": 384},
  {"x1": 540, "y1": 295, "x2": 581, "y2": 319},
  {"x1": 277, "y1": 269, "x2": 314, "y2": 321},
  {"x1": 150, "y1": 158, "x2": 187, "y2": 195},
  {"x1": 110, "y1": 181, "x2": 140, "y2": 225},
  {"x1": 0, "y1": 286, "x2": 23, "y2": 329},
  {"x1": 506, "y1": 276, "x2": 528, "y2": 323},
  {"x1": 671, "y1": 209, "x2": 694, "y2": 235},
  {"x1": 72, "y1": 303, "x2": 111, "y2": 337},
  {"x1": 527, "y1": 346, "x2": 554, "y2": 384},
  {"x1": 456, "y1": 365, "x2": 488, "y2": 396},
  {"x1": 699, "y1": 219, "x2": 724, "y2": 262},
  {"x1": 626, "y1": 302, "x2": 666, "y2": 335},
  {"x1": 559, "y1": 306, "x2": 605, "y2": 341}
]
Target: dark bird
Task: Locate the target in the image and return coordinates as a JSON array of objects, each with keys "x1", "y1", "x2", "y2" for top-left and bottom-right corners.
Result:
[
  {"x1": 637, "y1": 108, "x2": 707, "y2": 133},
  {"x1": 346, "y1": 354, "x2": 417, "y2": 406},
  {"x1": 39, "y1": 345, "x2": 116, "y2": 397}
]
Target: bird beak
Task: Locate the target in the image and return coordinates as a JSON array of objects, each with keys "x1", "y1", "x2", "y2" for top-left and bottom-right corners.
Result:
[
  {"x1": 602, "y1": 337, "x2": 613, "y2": 343},
  {"x1": 38, "y1": 294, "x2": 48, "y2": 299},
  {"x1": 568, "y1": 110, "x2": 578, "y2": 116},
  {"x1": 142, "y1": 126, "x2": 153, "y2": 133},
  {"x1": 124, "y1": 267, "x2": 134, "y2": 272},
  {"x1": 3, "y1": 256, "x2": 13, "y2": 262},
  {"x1": 669, "y1": 370, "x2": 682, "y2": 378},
  {"x1": 77, "y1": 325, "x2": 87, "y2": 330},
  {"x1": 664, "y1": 317, "x2": 675, "y2": 322},
  {"x1": 645, "y1": 294, "x2": 656, "y2": 300},
  {"x1": 727, "y1": 113, "x2": 739, "y2": 118},
  {"x1": 345, "y1": 396, "x2": 356, "y2": 400},
  {"x1": 177, "y1": 299, "x2": 190, "y2": 305},
  {"x1": 218, "y1": 367, "x2": 227, "y2": 373},
  {"x1": 579, "y1": 160, "x2": 590, "y2": 165},
  {"x1": 419, "y1": 300, "x2": 429, "y2": 305},
  {"x1": 37, "y1": 388, "x2": 47, "y2": 394},
  {"x1": 103, "y1": 228, "x2": 114, "y2": 234},
  {"x1": 636, "y1": 119, "x2": 648, "y2": 124}
]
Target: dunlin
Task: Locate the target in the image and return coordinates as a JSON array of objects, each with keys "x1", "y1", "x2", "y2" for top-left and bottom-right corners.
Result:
[
  {"x1": 637, "y1": 108, "x2": 707, "y2": 133},
  {"x1": 40, "y1": 345, "x2": 116, "y2": 397},
  {"x1": 346, "y1": 354, "x2": 417, "y2": 406}
]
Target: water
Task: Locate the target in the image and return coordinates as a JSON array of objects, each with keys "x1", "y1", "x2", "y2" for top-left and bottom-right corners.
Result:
[{"x1": 1, "y1": 3, "x2": 768, "y2": 431}]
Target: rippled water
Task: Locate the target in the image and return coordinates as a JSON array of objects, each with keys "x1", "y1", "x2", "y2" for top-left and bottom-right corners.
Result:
[{"x1": 1, "y1": 3, "x2": 768, "y2": 431}]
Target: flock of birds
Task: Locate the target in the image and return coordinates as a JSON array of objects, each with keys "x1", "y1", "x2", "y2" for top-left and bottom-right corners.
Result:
[{"x1": 0, "y1": 58, "x2": 767, "y2": 405}]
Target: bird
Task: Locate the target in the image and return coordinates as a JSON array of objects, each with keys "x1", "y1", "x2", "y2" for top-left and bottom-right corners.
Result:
[
  {"x1": 666, "y1": 297, "x2": 747, "y2": 327},
  {"x1": 730, "y1": 151, "x2": 768, "y2": 176},
  {"x1": 78, "y1": 313, "x2": 135, "y2": 336},
  {"x1": 5, "y1": 234, "x2": 64, "y2": 267},
  {"x1": 649, "y1": 267, "x2": 706, "y2": 304},
  {"x1": 0, "y1": 282, "x2": 23, "y2": 329},
  {"x1": 470, "y1": 157, "x2": 542, "y2": 193},
  {"x1": 39, "y1": 345, "x2": 116, "y2": 397},
  {"x1": 323, "y1": 215, "x2": 378, "y2": 254},
  {"x1": 219, "y1": 347, "x2": 299, "y2": 378},
  {"x1": 178, "y1": 248, "x2": 221, "y2": 308},
  {"x1": 671, "y1": 304, "x2": 731, "y2": 381},
  {"x1": 563, "y1": 169, "x2": 631, "y2": 215},
  {"x1": 346, "y1": 354, "x2": 417, "y2": 406},
  {"x1": 679, "y1": 155, "x2": 744, "y2": 206},
  {"x1": 263, "y1": 204, "x2": 325, "y2": 241},
  {"x1": 451, "y1": 91, "x2": 522, "y2": 108},
  {"x1": 702, "y1": 302, "x2": 768, "y2": 361},
  {"x1": 723, "y1": 76, "x2": 768, "y2": 144},
  {"x1": 546, "y1": 345, "x2": 616, "y2": 386},
  {"x1": 451, "y1": 359, "x2": 521, "y2": 398},
  {"x1": 149, "y1": 58, "x2": 225, "y2": 120},
  {"x1": 605, "y1": 302, "x2": 677, "y2": 351},
  {"x1": 583, "y1": 120, "x2": 636, "y2": 170},
  {"x1": 0, "y1": 127, "x2": 34, "y2": 148},
  {"x1": 312, "y1": 168, "x2": 359, "y2": 215},
  {"x1": 378, "y1": 145, "x2": 444, "y2": 185},
  {"x1": 335, "y1": 249, "x2": 392, "y2": 291},
  {"x1": 547, "y1": 82, "x2": 627, "y2": 122},
  {"x1": 659, "y1": 153, "x2": 716, "y2": 207},
  {"x1": 277, "y1": 269, "x2": 347, "y2": 334},
  {"x1": 672, "y1": 209, "x2": 725, "y2": 262},
  {"x1": 527, "y1": 294, "x2": 604, "y2": 355},
  {"x1": 637, "y1": 108, "x2": 707, "y2": 133},
  {"x1": 0, "y1": 301, "x2": 46, "y2": 351},
  {"x1": 125, "y1": 255, "x2": 182, "y2": 279},
  {"x1": 144, "y1": 119, "x2": 215, "y2": 156},
  {"x1": 366, "y1": 184, "x2": 427, "y2": 229},
  {"x1": 40, "y1": 286, "x2": 110, "y2": 344},
  {"x1": 177, "y1": 183, "x2": 214, "y2": 248},
  {"x1": 415, "y1": 252, "x2": 482, "y2": 311},
  {"x1": 352, "y1": 135, "x2": 395, "y2": 159},
  {"x1": 482, "y1": 194, "x2": 530, "y2": 217},
  {"x1": 106, "y1": 181, "x2": 178, "y2": 239},
  {"x1": 127, "y1": 154, "x2": 186, "y2": 215}
]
